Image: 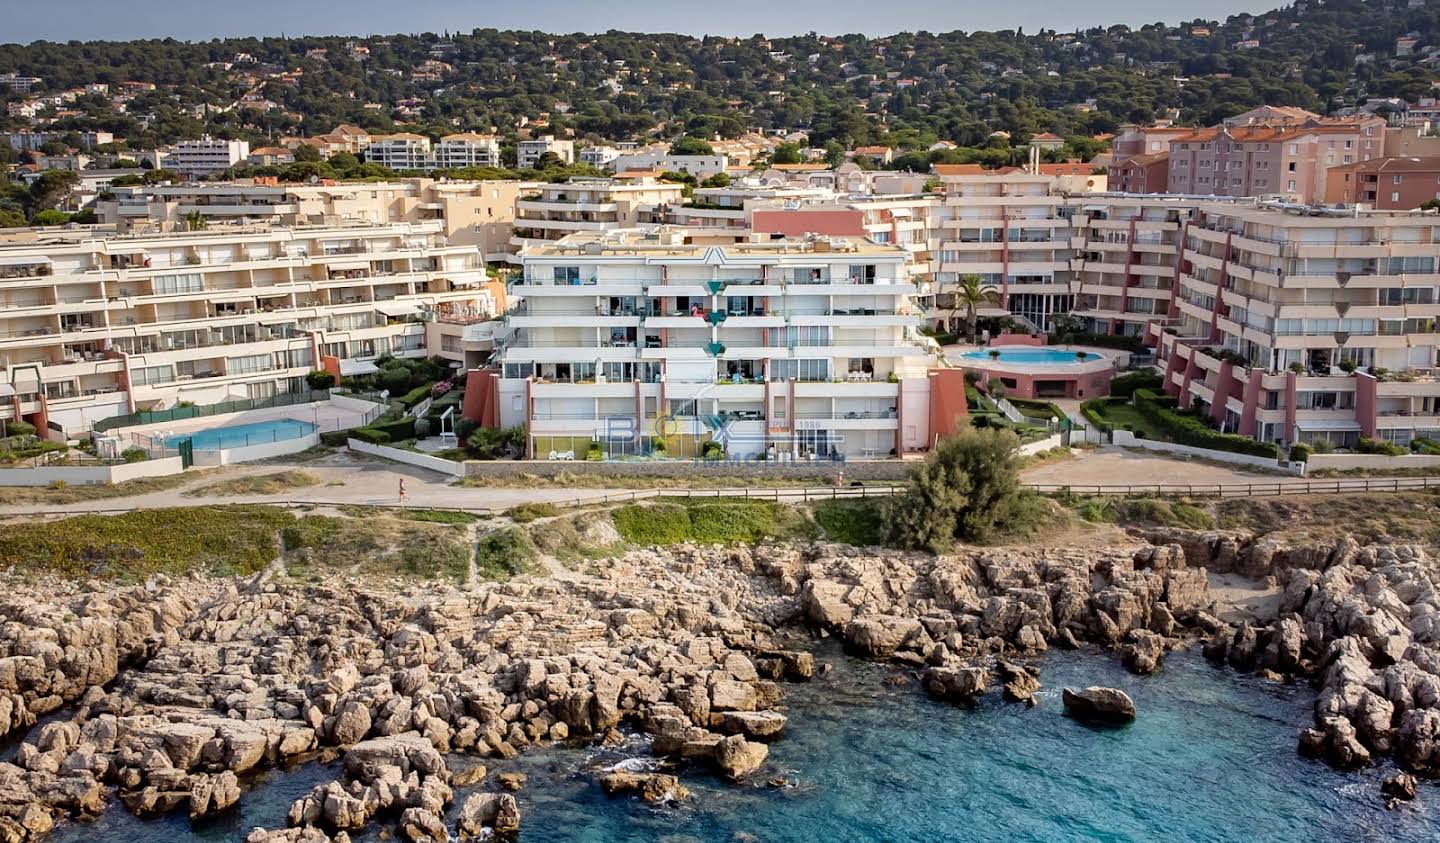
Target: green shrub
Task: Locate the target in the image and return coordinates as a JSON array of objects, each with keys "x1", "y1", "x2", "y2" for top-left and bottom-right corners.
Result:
[
  {"x1": 1288, "y1": 443, "x2": 1314, "y2": 463},
  {"x1": 687, "y1": 502, "x2": 782, "y2": 543},
  {"x1": 1412, "y1": 437, "x2": 1440, "y2": 455},
  {"x1": 612, "y1": 503, "x2": 691, "y2": 545},
  {"x1": 474, "y1": 527, "x2": 537, "y2": 580},
  {"x1": 305, "y1": 370, "x2": 336, "y2": 390},
  {"x1": 884, "y1": 427, "x2": 1024, "y2": 550},
  {"x1": 1357, "y1": 436, "x2": 1406, "y2": 456},
  {"x1": 813, "y1": 499, "x2": 887, "y2": 546},
  {"x1": 1131, "y1": 389, "x2": 1278, "y2": 458},
  {"x1": 1080, "y1": 398, "x2": 1118, "y2": 433},
  {"x1": 399, "y1": 383, "x2": 434, "y2": 408},
  {"x1": 414, "y1": 418, "x2": 431, "y2": 439},
  {"x1": 702, "y1": 441, "x2": 725, "y2": 460},
  {"x1": 120, "y1": 447, "x2": 149, "y2": 463},
  {"x1": 350, "y1": 428, "x2": 391, "y2": 445},
  {"x1": 466, "y1": 425, "x2": 526, "y2": 460},
  {"x1": 586, "y1": 442, "x2": 604, "y2": 461},
  {"x1": 7, "y1": 421, "x2": 36, "y2": 437},
  {"x1": 1109, "y1": 371, "x2": 1164, "y2": 399},
  {"x1": 507, "y1": 502, "x2": 560, "y2": 523}
]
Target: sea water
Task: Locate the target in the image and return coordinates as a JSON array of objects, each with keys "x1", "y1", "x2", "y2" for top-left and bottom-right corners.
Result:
[{"x1": 50, "y1": 646, "x2": 1439, "y2": 842}]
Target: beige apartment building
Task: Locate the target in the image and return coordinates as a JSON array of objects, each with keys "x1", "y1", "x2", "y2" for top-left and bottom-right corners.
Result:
[
  {"x1": 510, "y1": 177, "x2": 686, "y2": 258},
  {"x1": 97, "y1": 178, "x2": 525, "y2": 264},
  {"x1": 0, "y1": 221, "x2": 500, "y2": 436}
]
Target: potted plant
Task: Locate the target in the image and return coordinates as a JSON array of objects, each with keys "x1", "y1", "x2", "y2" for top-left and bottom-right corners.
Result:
[
  {"x1": 1289, "y1": 361, "x2": 1305, "y2": 375},
  {"x1": 989, "y1": 349, "x2": 1002, "y2": 361}
]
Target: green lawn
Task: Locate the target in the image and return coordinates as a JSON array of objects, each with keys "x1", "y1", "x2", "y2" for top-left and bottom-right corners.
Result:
[{"x1": 1090, "y1": 401, "x2": 1157, "y2": 438}]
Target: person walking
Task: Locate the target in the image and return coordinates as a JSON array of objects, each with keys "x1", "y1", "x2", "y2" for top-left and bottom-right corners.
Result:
[{"x1": 398, "y1": 478, "x2": 408, "y2": 504}]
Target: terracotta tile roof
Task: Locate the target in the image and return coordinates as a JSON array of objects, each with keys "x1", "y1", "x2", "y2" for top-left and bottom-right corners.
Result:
[{"x1": 1329, "y1": 156, "x2": 1440, "y2": 174}]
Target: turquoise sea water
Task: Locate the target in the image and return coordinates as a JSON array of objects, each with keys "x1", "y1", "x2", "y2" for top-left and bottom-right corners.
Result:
[
  {"x1": 50, "y1": 647, "x2": 1438, "y2": 842},
  {"x1": 162, "y1": 419, "x2": 318, "y2": 451},
  {"x1": 960, "y1": 347, "x2": 1102, "y2": 365}
]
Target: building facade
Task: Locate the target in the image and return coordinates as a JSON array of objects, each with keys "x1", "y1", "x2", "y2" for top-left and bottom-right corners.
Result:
[
  {"x1": 1324, "y1": 157, "x2": 1440, "y2": 209},
  {"x1": 510, "y1": 177, "x2": 686, "y2": 258},
  {"x1": 165, "y1": 138, "x2": 252, "y2": 177},
  {"x1": 487, "y1": 229, "x2": 933, "y2": 460},
  {"x1": 516, "y1": 136, "x2": 575, "y2": 170},
  {"x1": 0, "y1": 221, "x2": 497, "y2": 436}
]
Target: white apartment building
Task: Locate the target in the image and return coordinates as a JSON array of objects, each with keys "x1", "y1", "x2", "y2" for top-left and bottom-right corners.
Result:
[
  {"x1": 364, "y1": 134, "x2": 433, "y2": 170},
  {"x1": 3, "y1": 131, "x2": 115, "y2": 152},
  {"x1": 516, "y1": 136, "x2": 575, "y2": 170},
  {"x1": 489, "y1": 229, "x2": 932, "y2": 461},
  {"x1": 165, "y1": 137, "x2": 252, "y2": 177},
  {"x1": 510, "y1": 177, "x2": 686, "y2": 258},
  {"x1": 435, "y1": 134, "x2": 502, "y2": 169},
  {"x1": 97, "y1": 178, "x2": 526, "y2": 264},
  {"x1": 0, "y1": 221, "x2": 497, "y2": 436},
  {"x1": 579, "y1": 146, "x2": 621, "y2": 167},
  {"x1": 664, "y1": 185, "x2": 838, "y2": 240},
  {"x1": 610, "y1": 152, "x2": 729, "y2": 178},
  {"x1": 931, "y1": 171, "x2": 1075, "y2": 332}
]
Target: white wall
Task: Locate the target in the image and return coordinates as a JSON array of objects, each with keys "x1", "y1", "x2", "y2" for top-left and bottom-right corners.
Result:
[
  {"x1": 0, "y1": 456, "x2": 185, "y2": 487},
  {"x1": 1305, "y1": 453, "x2": 1440, "y2": 472},
  {"x1": 1111, "y1": 430, "x2": 1293, "y2": 472},
  {"x1": 347, "y1": 438, "x2": 465, "y2": 477}
]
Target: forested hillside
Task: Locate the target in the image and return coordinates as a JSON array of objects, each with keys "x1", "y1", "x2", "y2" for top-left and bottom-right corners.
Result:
[{"x1": 1, "y1": 0, "x2": 1437, "y2": 150}]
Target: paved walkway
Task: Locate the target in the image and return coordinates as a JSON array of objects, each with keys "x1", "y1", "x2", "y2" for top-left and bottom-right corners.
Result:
[{"x1": 1, "y1": 447, "x2": 1431, "y2": 519}]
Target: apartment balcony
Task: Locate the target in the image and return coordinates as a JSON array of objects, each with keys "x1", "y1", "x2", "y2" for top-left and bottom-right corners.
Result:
[{"x1": 512, "y1": 280, "x2": 646, "y2": 297}]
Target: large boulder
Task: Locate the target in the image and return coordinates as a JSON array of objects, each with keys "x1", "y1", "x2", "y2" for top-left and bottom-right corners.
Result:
[
  {"x1": 843, "y1": 616, "x2": 921, "y2": 659},
  {"x1": 1061, "y1": 687, "x2": 1136, "y2": 724},
  {"x1": 713, "y1": 734, "x2": 767, "y2": 780}
]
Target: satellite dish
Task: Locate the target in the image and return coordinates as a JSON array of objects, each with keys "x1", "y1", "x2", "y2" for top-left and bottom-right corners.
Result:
[{"x1": 380, "y1": 389, "x2": 390, "y2": 399}]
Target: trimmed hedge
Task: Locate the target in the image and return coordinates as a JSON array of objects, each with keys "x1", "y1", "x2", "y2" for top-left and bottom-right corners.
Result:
[
  {"x1": 323, "y1": 416, "x2": 418, "y2": 447},
  {"x1": 1288, "y1": 443, "x2": 1313, "y2": 463},
  {"x1": 1131, "y1": 389, "x2": 1278, "y2": 458},
  {"x1": 1047, "y1": 331, "x2": 1145, "y2": 353},
  {"x1": 1412, "y1": 437, "x2": 1440, "y2": 455},
  {"x1": 1080, "y1": 398, "x2": 1120, "y2": 433},
  {"x1": 1109, "y1": 371, "x2": 1164, "y2": 399}
]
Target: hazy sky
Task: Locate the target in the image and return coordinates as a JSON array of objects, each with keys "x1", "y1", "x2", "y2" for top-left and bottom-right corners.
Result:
[{"x1": 7, "y1": 0, "x2": 1284, "y2": 43}]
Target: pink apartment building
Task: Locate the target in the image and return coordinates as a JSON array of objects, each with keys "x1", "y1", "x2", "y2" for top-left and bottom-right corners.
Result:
[{"x1": 1165, "y1": 118, "x2": 1387, "y2": 203}]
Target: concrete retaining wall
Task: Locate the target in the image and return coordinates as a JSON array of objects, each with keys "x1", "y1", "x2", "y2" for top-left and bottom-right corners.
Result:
[
  {"x1": 1111, "y1": 430, "x2": 1295, "y2": 473},
  {"x1": 460, "y1": 457, "x2": 912, "y2": 481},
  {"x1": 0, "y1": 456, "x2": 185, "y2": 487},
  {"x1": 1305, "y1": 453, "x2": 1440, "y2": 472},
  {"x1": 348, "y1": 439, "x2": 465, "y2": 477}
]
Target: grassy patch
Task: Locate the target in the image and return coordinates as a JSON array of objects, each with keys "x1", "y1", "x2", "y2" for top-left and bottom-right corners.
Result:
[
  {"x1": 612, "y1": 503, "x2": 692, "y2": 545},
  {"x1": 474, "y1": 527, "x2": 538, "y2": 581},
  {"x1": 281, "y1": 512, "x2": 471, "y2": 583},
  {"x1": 0, "y1": 472, "x2": 192, "y2": 505},
  {"x1": 184, "y1": 470, "x2": 322, "y2": 498},
  {"x1": 507, "y1": 502, "x2": 561, "y2": 523},
  {"x1": 1215, "y1": 491, "x2": 1440, "y2": 544},
  {"x1": 1087, "y1": 401, "x2": 1156, "y2": 438},
  {"x1": 611, "y1": 499, "x2": 816, "y2": 546},
  {"x1": 812, "y1": 499, "x2": 887, "y2": 546},
  {"x1": 0, "y1": 505, "x2": 291, "y2": 581},
  {"x1": 403, "y1": 509, "x2": 480, "y2": 525},
  {"x1": 1069, "y1": 496, "x2": 1214, "y2": 530}
]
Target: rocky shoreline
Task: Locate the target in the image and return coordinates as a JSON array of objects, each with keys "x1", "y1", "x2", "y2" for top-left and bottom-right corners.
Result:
[{"x1": 0, "y1": 525, "x2": 1435, "y2": 840}]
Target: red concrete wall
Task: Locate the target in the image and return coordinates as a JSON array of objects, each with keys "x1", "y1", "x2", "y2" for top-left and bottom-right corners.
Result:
[
  {"x1": 989, "y1": 333, "x2": 1047, "y2": 347},
  {"x1": 927, "y1": 368, "x2": 970, "y2": 445},
  {"x1": 751, "y1": 208, "x2": 866, "y2": 238},
  {"x1": 461, "y1": 367, "x2": 501, "y2": 427},
  {"x1": 1356, "y1": 372, "x2": 1378, "y2": 438}
]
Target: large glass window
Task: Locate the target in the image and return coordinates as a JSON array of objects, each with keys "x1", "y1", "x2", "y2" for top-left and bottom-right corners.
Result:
[{"x1": 152, "y1": 273, "x2": 204, "y2": 295}]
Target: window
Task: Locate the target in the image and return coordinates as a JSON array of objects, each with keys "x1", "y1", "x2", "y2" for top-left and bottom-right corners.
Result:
[
  {"x1": 1288, "y1": 180, "x2": 1297, "y2": 191},
  {"x1": 552, "y1": 266, "x2": 581, "y2": 284},
  {"x1": 847, "y1": 264, "x2": 877, "y2": 284},
  {"x1": 1395, "y1": 175, "x2": 1404, "y2": 184},
  {"x1": 153, "y1": 273, "x2": 204, "y2": 295},
  {"x1": 1393, "y1": 192, "x2": 1401, "y2": 203},
  {"x1": 769, "y1": 358, "x2": 829, "y2": 381},
  {"x1": 131, "y1": 365, "x2": 174, "y2": 386}
]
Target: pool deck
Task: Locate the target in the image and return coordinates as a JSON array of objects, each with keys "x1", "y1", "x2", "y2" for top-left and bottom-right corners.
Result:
[
  {"x1": 943, "y1": 343, "x2": 1126, "y2": 376},
  {"x1": 114, "y1": 400, "x2": 373, "y2": 445}
]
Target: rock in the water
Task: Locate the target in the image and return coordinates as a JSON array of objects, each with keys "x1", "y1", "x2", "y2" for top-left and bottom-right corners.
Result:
[
  {"x1": 398, "y1": 807, "x2": 447, "y2": 842},
  {"x1": 599, "y1": 771, "x2": 689, "y2": 803},
  {"x1": 998, "y1": 661, "x2": 1040, "y2": 704},
  {"x1": 1120, "y1": 630, "x2": 1165, "y2": 675},
  {"x1": 714, "y1": 735, "x2": 768, "y2": 780},
  {"x1": 1061, "y1": 687, "x2": 1136, "y2": 724},
  {"x1": 1382, "y1": 771, "x2": 1418, "y2": 802},
  {"x1": 922, "y1": 666, "x2": 987, "y2": 702}
]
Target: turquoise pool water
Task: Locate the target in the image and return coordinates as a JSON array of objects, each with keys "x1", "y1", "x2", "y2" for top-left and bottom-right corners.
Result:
[
  {"x1": 46, "y1": 647, "x2": 1438, "y2": 843},
  {"x1": 961, "y1": 346, "x2": 1102, "y2": 365},
  {"x1": 162, "y1": 419, "x2": 317, "y2": 451}
]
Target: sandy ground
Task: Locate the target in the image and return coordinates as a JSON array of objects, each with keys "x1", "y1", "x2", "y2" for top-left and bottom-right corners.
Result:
[
  {"x1": 1023, "y1": 447, "x2": 1286, "y2": 489},
  {"x1": 1208, "y1": 571, "x2": 1283, "y2": 625}
]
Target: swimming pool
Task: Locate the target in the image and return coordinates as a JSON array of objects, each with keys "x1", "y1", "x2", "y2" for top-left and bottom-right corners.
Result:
[
  {"x1": 163, "y1": 418, "x2": 318, "y2": 451},
  {"x1": 959, "y1": 346, "x2": 1102, "y2": 365}
]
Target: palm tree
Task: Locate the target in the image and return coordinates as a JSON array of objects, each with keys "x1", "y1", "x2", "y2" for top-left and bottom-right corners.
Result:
[
  {"x1": 184, "y1": 211, "x2": 207, "y2": 232},
  {"x1": 945, "y1": 274, "x2": 1000, "y2": 343}
]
